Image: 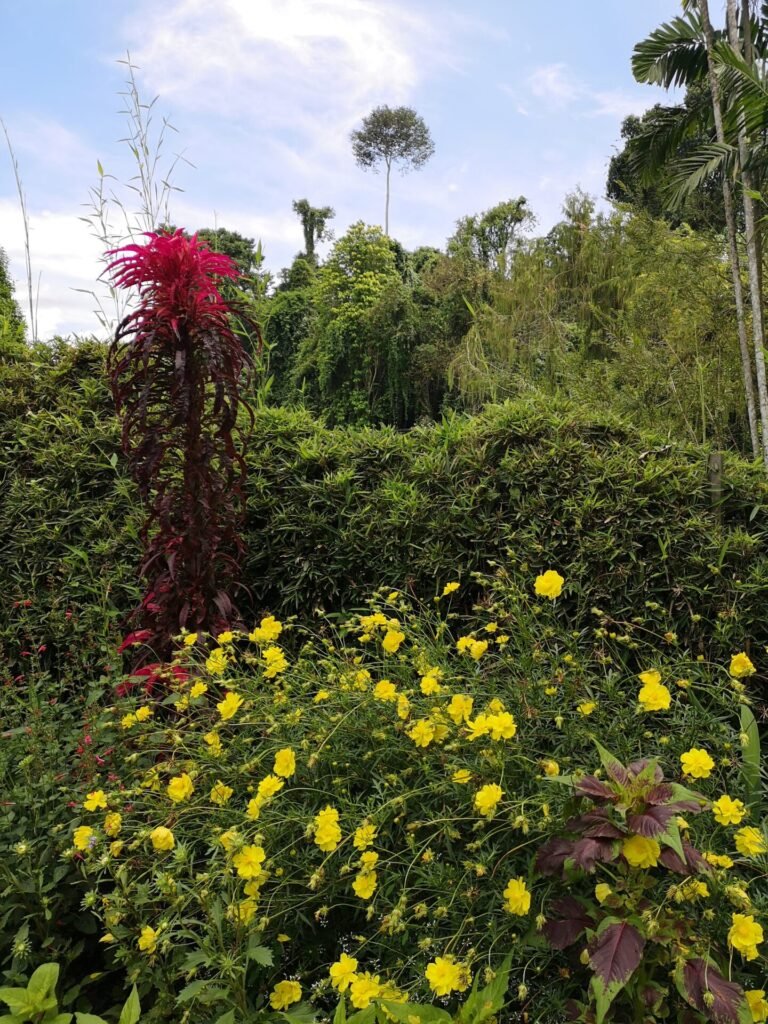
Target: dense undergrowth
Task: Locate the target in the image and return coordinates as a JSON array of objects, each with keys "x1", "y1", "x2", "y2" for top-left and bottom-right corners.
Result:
[
  {"x1": 2, "y1": 340, "x2": 768, "y2": 690},
  {"x1": 2, "y1": 569, "x2": 767, "y2": 1022}
]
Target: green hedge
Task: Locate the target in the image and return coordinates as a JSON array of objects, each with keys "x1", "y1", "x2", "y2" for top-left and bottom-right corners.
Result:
[{"x1": 2, "y1": 340, "x2": 768, "y2": 680}]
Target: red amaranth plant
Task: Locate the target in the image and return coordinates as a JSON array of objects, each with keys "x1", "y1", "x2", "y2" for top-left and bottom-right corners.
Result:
[{"x1": 108, "y1": 229, "x2": 256, "y2": 660}]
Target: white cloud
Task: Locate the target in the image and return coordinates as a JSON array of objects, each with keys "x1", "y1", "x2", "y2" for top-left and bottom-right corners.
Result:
[{"x1": 511, "y1": 63, "x2": 651, "y2": 120}]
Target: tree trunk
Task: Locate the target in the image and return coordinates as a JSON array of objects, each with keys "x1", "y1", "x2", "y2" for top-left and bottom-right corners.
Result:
[
  {"x1": 699, "y1": 0, "x2": 761, "y2": 461},
  {"x1": 385, "y1": 159, "x2": 391, "y2": 236},
  {"x1": 724, "y1": 0, "x2": 768, "y2": 467}
]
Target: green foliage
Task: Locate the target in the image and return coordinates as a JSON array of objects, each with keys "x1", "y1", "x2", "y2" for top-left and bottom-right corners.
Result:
[
  {"x1": 0, "y1": 247, "x2": 26, "y2": 359},
  {"x1": 350, "y1": 106, "x2": 434, "y2": 177},
  {"x1": 448, "y1": 198, "x2": 533, "y2": 274},
  {"x1": 3, "y1": 338, "x2": 768, "y2": 683},
  {"x1": 0, "y1": 962, "x2": 140, "y2": 1024},
  {"x1": 291, "y1": 200, "x2": 335, "y2": 264},
  {"x1": 60, "y1": 574, "x2": 767, "y2": 1022}
]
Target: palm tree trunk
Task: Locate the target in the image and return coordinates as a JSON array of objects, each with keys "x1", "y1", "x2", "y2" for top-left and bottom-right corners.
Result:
[
  {"x1": 724, "y1": 0, "x2": 768, "y2": 467},
  {"x1": 699, "y1": 0, "x2": 762, "y2": 461},
  {"x1": 385, "y1": 158, "x2": 391, "y2": 236}
]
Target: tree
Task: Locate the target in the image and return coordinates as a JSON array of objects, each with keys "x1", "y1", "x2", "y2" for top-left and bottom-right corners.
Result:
[
  {"x1": 0, "y1": 247, "x2": 25, "y2": 357},
  {"x1": 630, "y1": 3, "x2": 765, "y2": 463},
  {"x1": 291, "y1": 199, "x2": 335, "y2": 263},
  {"x1": 350, "y1": 105, "x2": 435, "y2": 235},
  {"x1": 448, "y1": 198, "x2": 533, "y2": 274}
]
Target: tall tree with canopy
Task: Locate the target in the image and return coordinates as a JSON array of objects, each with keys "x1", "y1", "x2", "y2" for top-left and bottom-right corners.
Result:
[
  {"x1": 291, "y1": 199, "x2": 335, "y2": 263},
  {"x1": 350, "y1": 105, "x2": 435, "y2": 236}
]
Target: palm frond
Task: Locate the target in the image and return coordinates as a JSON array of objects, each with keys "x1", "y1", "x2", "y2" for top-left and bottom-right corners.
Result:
[
  {"x1": 664, "y1": 142, "x2": 738, "y2": 208},
  {"x1": 716, "y1": 42, "x2": 768, "y2": 138},
  {"x1": 626, "y1": 104, "x2": 712, "y2": 183},
  {"x1": 632, "y1": 13, "x2": 709, "y2": 88}
]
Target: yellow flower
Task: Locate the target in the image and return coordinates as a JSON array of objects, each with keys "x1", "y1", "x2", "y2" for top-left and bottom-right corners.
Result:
[
  {"x1": 622, "y1": 835, "x2": 660, "y2": 869},
  {"x1": 468, "y1": 639, "x2": 488, "y2": 660},
  {"x1": 249, "y1": 615, "x2": 283, "y2": 643},
  {"x1": 204, "y1": 731, "x2": 222, "y2": 756},
  {"x1": 167, "y1": 773, "x2": 194, "y2": 803},
  {"x1": 747, "y1": 990, "x2": 768, "y2": 1023},
  {"x1": 730, "y1": 652, "x2": 756, "y2": 678},
  {"x1": 360, "y1": 851, "x2": 378, "y2": 869},
  {"x1": 425, "y1": 957, "x2": 469, "y2": 997},
  {"x1": 314, "y1": 805, "x2": 342, "y2": 852},
  {"x1": 354, "y1": 824, "x2": 377, "y2": 850},
  {"x1": 329, "y1": 953, "x2": 358, "y2": 992},
  {"x1": 217, "y1": 691, "x2": 243, "y2": 720},
  {"x1": 103, "y1": 812, "x2": 122, "y2": 837},
  {"x1": 595, "y1": 883, "x2": 612, "y2": 904},
  {"x1": 73, "y1": 825, "x2": 95, "y2": 852},
  {"x1": 534, "y1": 570, "x2": 565, "y2": 600},
  {"x1": 382, "y1": 629, "x2": 405, "y2": 654},
  {"x1": 729, "y1": 913, "x2": 763, "y2": 959},
  {"x1": 120, "y1": 713, "x2": 137, "y2": 729},
  {"x1": 638, "y1": 670, "x2": 661, "y2": 687},
  {"x1": 396, "y1": 695, "x2": 411, "y2": 720},
  {"x1": 210, "y1": 780, "x2": 234, "y2": 806},
  {"x1": 183, "y1": 632, "x2": 198, "y2": 646},
  {"x1": 109, "y1": 840, "x2": 123, "y2": 857},
  {"x1": 680, "y1": 747, "x2": 714, "y2": 779},
  {"x1": 273, "y1": 748, "x2": 296, "y2": 778},
  {"x1": 374, "y1": 680, "x2": 398, "y2": 701},
  {"x1": 350, "y1": 973, "x2": 381, "y2": 1009},
  {"x1": 246, "y1": 797, "x2": 264, "y2": 820},
  {"x1": 486, "y1": 711, "x2": 517, "y2": 740},
  {"x1": 638, "y1": 679, "x2": 671, "y2": 712},
  {"x1": 257, "y1": 774, "x2": 284, "y2": 800},
  {"x1": 704, "y1": 851, "x2": 734, "y2": 869},
  {"x1": 135, "y1": 706, "x2": 152, "y2": 722},
  {"x1": 84, "y1": 790, "x2": 107, "y2": 812},
  {"x1": 314, "y1": 690, "x2": 330, "y2": 702},
  {"x1": 190, "y1": 682, "x2": 208, "y2": 698},
  {"x1": 233, "y1": 845, "x2": 266, "y2": 879},
  {"x1": 420, "y1": 674, "x2": 442, "y2": 695},
  {"x1": 474, "y1": 783, "x2": 503, "y2": 817},
  {"x1": 442, "y1": 581, "x2": 460, "y2": 596},
  {"x1": 219, "y1": 829, "x2": 239, "y2": 851},
  {"x1": 138, "y1": 925, "x2": 158, "y2": 954},
  {"x1": 269, "y1": 981, "x2": 301, "y2": 1011},
  {"x1": 150, "y1": 826, "x2": 175, "y2": 852},
  {"x1": 408, "y1": 719, "x2": 435, "y2": 748},
  {"x1": 447, "y1": 694, "x2": 473, "y2": 724},
  {"x1": 577, "y1": 702, "x2": 596, "y2": 716},
  {"x1": 542, "y1": 760, "x2": 560, "y2": 777},
  {"x1": 503, "y1": 877, "x2": 531, "y2": 915},
  {"x1": 713, "y1": 795, "x2": 746, "y2": 826},
  {"x1": 263, "y1": 645, "x2": 288, "y2": 678},
  {"x1": 206, "y1": 647, "x2": 228, "y2": 676},
  {"x1": 736, "y1": 827, "x2": 767, "y2": 857},
  {"x1": 452, "y1": 769, "x2": 472, "y2": 784},
  {"x1": 352, "y1": 871, "x2": 377, "y2": 900}
]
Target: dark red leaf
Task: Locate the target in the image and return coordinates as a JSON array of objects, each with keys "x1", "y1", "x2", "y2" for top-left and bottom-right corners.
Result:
[
  {"x1": 682, "y1": 958, "x2": 746, "y2": 1023},
  {"x1": 535, "y1": 838, "x2": 574, "y2": 876},
  {"x1": 627, "y1": 804, "x2": 675, "y2": 836},
  {"x1": 543, "y1": 897, "x2": 594, "y2": 950},
  {"x1": 575, "y1": 776, "x2": 616, "y2": 801},
  {"x1": 588, "y1": 922, "x2": 645, "y2": 987},
  {"x1": 571, "y1": 837, "x2": 618, "y2": 872}
]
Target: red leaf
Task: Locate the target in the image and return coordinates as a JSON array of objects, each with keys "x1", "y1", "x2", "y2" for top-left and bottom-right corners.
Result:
[
  {"x1": 682, "y1": 958, "x2": 746, "y2": 1023},
  {"x1": 588, "y1": 922, "x2": 645, "y2": 987},
  {"x1": 627, "y1": 804, "x2": 675, "y2": 836},
  {"x1": 575, "y1": 776, "x2": 616, "y2": 801},
  {"x1": 543, "y1": 897, "x2": 594, "y2": 950}
]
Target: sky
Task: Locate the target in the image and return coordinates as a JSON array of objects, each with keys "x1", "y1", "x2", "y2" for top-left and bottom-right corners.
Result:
[{"x1": 0, "y1": 0, "x2": 684, "y2": 338}]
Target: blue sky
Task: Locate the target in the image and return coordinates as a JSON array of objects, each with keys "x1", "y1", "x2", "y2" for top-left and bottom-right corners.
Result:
[{"x1": 0, "y1": 0, "x2": 683, "y2": 337}]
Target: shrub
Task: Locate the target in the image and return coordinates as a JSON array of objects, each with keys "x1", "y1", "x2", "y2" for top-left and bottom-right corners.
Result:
[
  {"x1": 3, "y1": 341, "x2": 768, "y2": 683},
  {"x1": 65, "y1": 570, "x2": 767, "y2": 1023}
]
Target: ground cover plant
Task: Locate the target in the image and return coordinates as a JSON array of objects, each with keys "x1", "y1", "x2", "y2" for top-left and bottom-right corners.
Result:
[{"x1": 41, "y1": 567, "x2": 768, "y2": 1023}]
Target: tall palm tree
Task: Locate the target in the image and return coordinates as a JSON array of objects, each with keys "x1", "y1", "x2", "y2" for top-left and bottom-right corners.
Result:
[{"x1": 630, "y1": 4, "x2": 766, "y2": 463}]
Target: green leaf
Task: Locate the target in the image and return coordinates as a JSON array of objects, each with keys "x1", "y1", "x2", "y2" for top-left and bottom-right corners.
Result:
[
  {"x1": 213, "y1": 1013, "x2": 235, "y2": 1024},
  {"x1": 457, "y1": 955, "x2": 512, "y2": 1024},
  {"x1": 740, "y1": 706, "x2": 761, "y2": 810},
  {"x1": 333, "y1": 997, "x2": 346, "y2": 1024},
  {"x1": 345, "y1": 1007, "x2": 377, "y2": 1024},
  {"x1": 380, "y1": 1002, "x2": 452, "y2": 1024},
  {"x1": 117, "y1": 986, "x2": 141, "y2": 1024},
  {"x1": 28, "y1": 964, "x2": 60, "y2": 1001},
  {"x1": 281, "y1": 1002, "x2": 317, "y2": 1024},
  {"x1": 75, "y1": 1014, "x2": 107, "y2": 1024},
  {"x1": 659, "y1": 819, "x2": 684, "y2": 860},
  {"x1": 246, "y1": 940, "x2": 273, "y2": 966}
]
